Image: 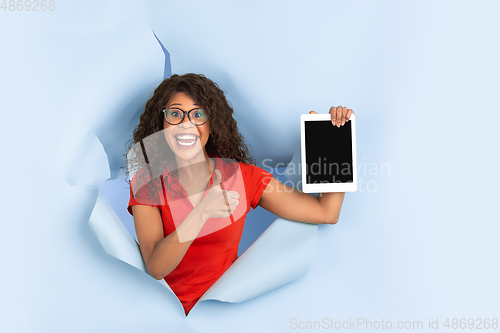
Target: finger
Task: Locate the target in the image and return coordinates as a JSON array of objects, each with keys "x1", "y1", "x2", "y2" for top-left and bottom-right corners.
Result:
[
  {"x1": 346, "y1": 109, "x2": 353, "y2": 121},
  {"x1": 212, "y1": 169, "x2": 222, "y2": 187},
  {"x1": 228, "y1": 200, "x2": 237, "y2": 214},
  {"x1": 309, "y1": 110, "x2": 318, "y2": 114},
  {"x1": 227, "y1": 190, "x2": 240, "y2": 199},
  {"x1": 336, "y1": 106, "x2": 343, "y2": 127},
  {"x1": 341, "y1": 106, "x2": 348, "y2": 126},
  {"x1": 225, "y1": 196, "x2": 239, "y2": 207},
  {"x1": 329, "y1": 106, "x2": 336, "y2": 126}
]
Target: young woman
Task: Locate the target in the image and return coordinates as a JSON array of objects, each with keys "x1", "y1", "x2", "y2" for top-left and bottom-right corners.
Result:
[{"x1": 127, "y1": 73, "x2": 353, "y2": 315}]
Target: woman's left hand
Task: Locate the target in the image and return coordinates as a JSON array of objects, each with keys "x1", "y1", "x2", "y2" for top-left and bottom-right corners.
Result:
[{"x1": 309, "y1": 105, "x2": 354, "y2": 127}]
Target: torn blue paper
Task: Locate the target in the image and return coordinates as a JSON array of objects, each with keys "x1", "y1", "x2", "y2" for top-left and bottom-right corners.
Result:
[
  {"x1": 64, "y1": 131, "x2": 110, "y2": 186},
  {"x1": 199, "y1": 218, "x2": 317, "y2": 303}
]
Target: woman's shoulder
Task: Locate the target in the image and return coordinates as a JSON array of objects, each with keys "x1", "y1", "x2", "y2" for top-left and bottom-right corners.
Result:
[{"x1": 129, "y1": 168, "x2": 163, "y2": 199}]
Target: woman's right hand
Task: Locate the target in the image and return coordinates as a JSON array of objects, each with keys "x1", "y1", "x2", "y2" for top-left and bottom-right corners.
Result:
[{"x1": 197, "y1": 169, "x2": 240, "y2": 219}]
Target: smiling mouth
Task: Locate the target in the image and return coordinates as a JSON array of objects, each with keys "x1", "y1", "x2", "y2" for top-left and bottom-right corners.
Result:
[{"x1": 175, "y1": 134, "x2": 198, "y2": 148}]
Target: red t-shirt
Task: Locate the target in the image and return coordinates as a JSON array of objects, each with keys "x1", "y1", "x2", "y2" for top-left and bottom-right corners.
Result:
[{"x1": 127, "y1": 157, "x2": 273, "y2": 315}]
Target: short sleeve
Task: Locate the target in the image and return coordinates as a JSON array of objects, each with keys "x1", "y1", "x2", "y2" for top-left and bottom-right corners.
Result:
[
  {"x1": 127, "y1": 171, "x2": 162, "y2": 215},
  {"x1": 239, "y1": 162, "x2": 274, "y2": 209}
]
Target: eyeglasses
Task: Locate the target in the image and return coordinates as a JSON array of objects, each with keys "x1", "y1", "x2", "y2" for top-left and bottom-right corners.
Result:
[{"x1": 162, "y1": 108, "x2": 209, "y2": 126}]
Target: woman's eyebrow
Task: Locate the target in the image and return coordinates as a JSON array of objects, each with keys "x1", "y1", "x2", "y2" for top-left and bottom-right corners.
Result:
[{"x1": 167, "y1": 103, "x2": 201, "y2": 108}]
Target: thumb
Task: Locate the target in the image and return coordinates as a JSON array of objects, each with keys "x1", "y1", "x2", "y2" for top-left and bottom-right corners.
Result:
[
  {"x1": 309, "y1": 110, "x2": 318, "y2": 114},
  {"x1": 212, "y1": 169, "x2": 222, "y2": 187}
]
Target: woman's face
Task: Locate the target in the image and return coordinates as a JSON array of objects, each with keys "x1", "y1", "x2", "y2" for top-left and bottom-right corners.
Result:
[{"x1": 163, "y1": 91, "x2": 211, "y2": 162}]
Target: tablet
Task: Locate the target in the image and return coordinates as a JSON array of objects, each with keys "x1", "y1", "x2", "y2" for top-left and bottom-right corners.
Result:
[{"x1": 300, "y1": 113, "x2": 357, "y2": 193}]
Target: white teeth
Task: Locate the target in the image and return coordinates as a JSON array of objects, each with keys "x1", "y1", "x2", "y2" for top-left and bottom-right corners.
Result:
[
  {"x1": 175, "y1": 134, "x2": 197, "y2": 146},
  {"x1": 176, "y1": 135, "x2": 197, "y2": 140},
  {"x1": 177, "y1": 140, "x2": 196, "y2": 146}
]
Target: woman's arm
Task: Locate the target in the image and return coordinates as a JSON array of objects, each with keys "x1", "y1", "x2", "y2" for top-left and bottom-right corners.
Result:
[
  {"x1": 132, "y1": 169, "x2": 239, "y2": 280},
  {"x1": 258, "y1": 178, "x2": 345, "y2": 224},
  {"x1": 258, "y1": 105, "x2": 353, "y2": 225},
  {"x1": 132, "y1": 204, "x2": 207, "y2": 280}
]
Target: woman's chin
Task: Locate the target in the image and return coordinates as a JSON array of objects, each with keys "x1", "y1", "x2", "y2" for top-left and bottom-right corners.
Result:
[{"x1": 171, "y1": 143, "x2": 205, "y2": 163}]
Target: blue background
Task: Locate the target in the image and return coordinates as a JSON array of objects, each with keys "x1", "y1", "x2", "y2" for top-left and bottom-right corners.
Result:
[{"x1": 1, "y1": 0, "x2": 499, "y2": 332}]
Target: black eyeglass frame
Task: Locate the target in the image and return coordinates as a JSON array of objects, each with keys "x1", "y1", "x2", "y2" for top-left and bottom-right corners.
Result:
[{"x1": 162, "y1": 107, "x2": 209, "y2": 126}]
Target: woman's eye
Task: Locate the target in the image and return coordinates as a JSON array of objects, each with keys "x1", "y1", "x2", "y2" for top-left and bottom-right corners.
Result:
[
  {"x1": 193, "y1": 109, "x2": 205, "y2": 117},
  {"x1": 169, "y1": 110, "x2": 182, "y2": 117}
]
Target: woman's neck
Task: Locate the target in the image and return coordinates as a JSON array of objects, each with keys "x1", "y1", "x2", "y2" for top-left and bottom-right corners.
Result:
[{"x1": 174, "y1": 151, "x2": 213, "y2": 182}]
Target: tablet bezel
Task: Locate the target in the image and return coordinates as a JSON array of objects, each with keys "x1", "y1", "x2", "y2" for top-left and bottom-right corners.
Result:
[{"x1": 300, "y1": 113, "x2": 357, "y2": 193}]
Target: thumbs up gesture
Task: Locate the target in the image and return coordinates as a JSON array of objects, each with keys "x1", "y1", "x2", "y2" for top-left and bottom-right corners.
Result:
[{"x1": 197, "y1": 169, "x2": 240, "y2": 219}]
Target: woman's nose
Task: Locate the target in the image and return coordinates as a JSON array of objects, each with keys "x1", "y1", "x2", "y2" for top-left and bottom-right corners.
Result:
[{"x1": 180, "y1": 115, "x2": 193, "y2": 128}]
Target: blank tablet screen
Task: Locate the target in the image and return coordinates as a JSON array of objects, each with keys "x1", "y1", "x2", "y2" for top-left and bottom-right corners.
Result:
[{"x1": 304, "y1": 120, "x2": 354, "y2": 184}]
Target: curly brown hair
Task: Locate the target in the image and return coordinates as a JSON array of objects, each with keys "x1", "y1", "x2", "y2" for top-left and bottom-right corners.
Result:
[{"x1": 126, "y1": 73, "x2": 254, "y2": 188}]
